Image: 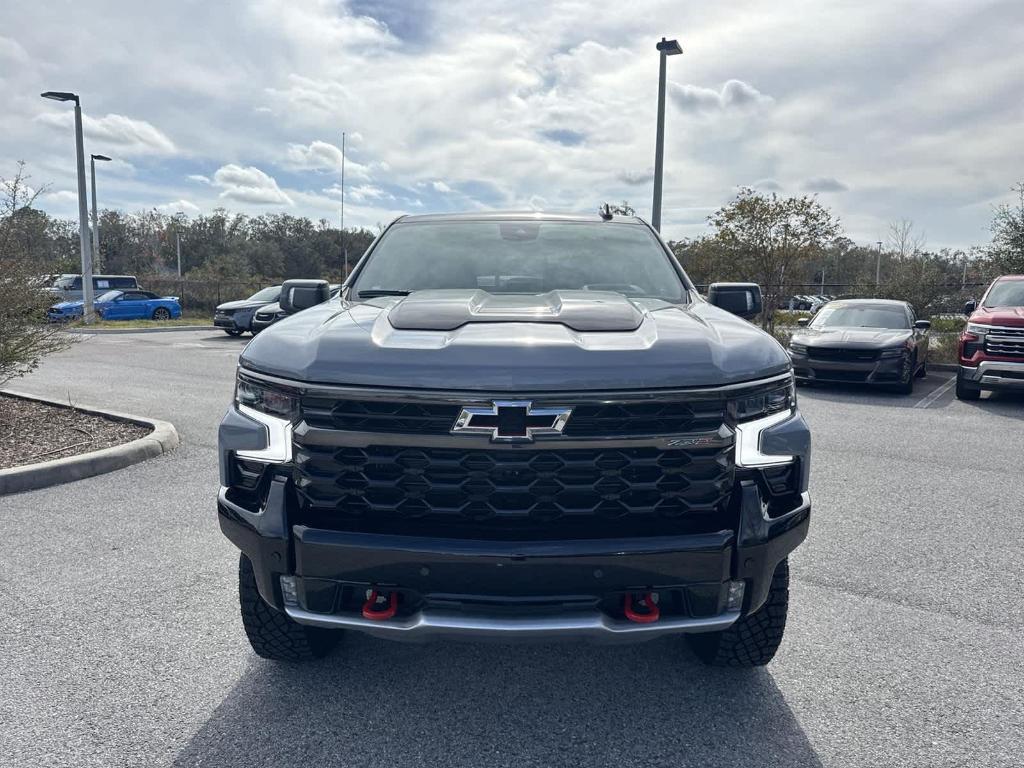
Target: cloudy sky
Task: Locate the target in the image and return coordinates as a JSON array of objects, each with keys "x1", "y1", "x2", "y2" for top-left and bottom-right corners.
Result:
[{"x1": 2, "y1": 0, "x2": 1022, "y2": 248}]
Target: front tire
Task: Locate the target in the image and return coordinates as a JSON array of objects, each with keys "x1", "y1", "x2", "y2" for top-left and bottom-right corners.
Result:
[
  {"x1": 955, "y1": 371, "x2": 981, "y2": 401},
  {"x1": 238, "y1": 554, "x2": 340, "y2": 661},
  {"x1": 224, "y1": 329, "x2": 244, "y2": 337},
  {"x1": 687, "y1": 559, "x2": 789, "y2": 667},
  {"x1": 894, "y1": 353, "x2": 916, "y2": 395}
]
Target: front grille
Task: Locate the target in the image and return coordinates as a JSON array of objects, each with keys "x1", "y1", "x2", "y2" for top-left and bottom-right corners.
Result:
[
  {"x1": 300, "y1": 396, "x2": 727, "y2": 437},
  {"x1": 811, "y1": 369, "x2": 869, "y2": 382},
  {"x1": 292, "y1": 443, "x2": 735, "y2": 538},
  {"x1": 985, "y1": 327, "x2": 1024, "y2": 358},
  {"x1": 807, "y1": 347, "x2": 879, "y2": 362}
]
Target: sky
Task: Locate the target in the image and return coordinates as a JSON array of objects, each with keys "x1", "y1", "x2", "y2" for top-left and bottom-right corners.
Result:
[{"x1": 2, "y1": 0, "x2": 1022, "y2": 249}]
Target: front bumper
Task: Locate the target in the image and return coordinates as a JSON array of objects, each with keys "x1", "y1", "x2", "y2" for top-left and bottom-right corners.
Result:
[
  {"x1": 218, "y1": 477, "x2": 809, "y2": 642},
  {"x1": 790, "y1": 352, "x2": 904, "y2": 384},
  {"x1": 958, "y1": 360, "x2": 1024, "y2": 389}
]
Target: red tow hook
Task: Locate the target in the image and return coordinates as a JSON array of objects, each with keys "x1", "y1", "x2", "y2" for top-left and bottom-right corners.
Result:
[
  {"x1": 361, "y1": 590, "x2": 398, "y2": 621},
  {"x1": 624, "y1": 592, "x2": 660, "y2": 623}
]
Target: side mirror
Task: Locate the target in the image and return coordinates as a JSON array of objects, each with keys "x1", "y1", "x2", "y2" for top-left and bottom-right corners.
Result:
[
  {"x1": 280, "y1": 279, "x2": 330, "y2": 315},
  {"x1": 914, "y1": 319, "x2": 931, "y2": 330},
  {"x1": 797, "y1": 317, "x2": 810, "y2": 327},
  {"x1": 963, "y1": 300, "x2": 976, "y2": 315},
  {"x1": 707, "y1": 282, "x2": 763, "y2": 320}
]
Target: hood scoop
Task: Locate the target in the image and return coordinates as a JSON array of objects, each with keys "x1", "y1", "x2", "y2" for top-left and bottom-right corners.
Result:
[{"x1": 386, "y1": 289, "x2": 646, "y2": 332}]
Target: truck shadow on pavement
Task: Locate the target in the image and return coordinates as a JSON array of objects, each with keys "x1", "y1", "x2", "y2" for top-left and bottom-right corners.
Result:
[{"x1": 172, "y1": 636, "x2": 823, "y2": 768}]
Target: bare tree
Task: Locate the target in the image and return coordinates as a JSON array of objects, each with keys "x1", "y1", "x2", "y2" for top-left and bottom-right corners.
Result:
[
  {"x1": 0, "y1": 162, "x2": 75, "y2": 386},
  {"x1": 887, "y1": 219, "x2": 926, "y2": 261}
]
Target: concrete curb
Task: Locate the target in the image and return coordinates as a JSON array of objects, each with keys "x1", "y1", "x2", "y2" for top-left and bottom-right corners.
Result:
[
  {"x1": 0, "y1": 390, "x2": 180, "y2": 496},
  {"x1": 67, "y1": 325, "x2": 217, "y2": 335}
]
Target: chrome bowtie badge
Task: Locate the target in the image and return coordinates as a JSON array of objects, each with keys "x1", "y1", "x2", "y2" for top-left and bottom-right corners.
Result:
[{"x1": 451, "y1": 401, "x2": 573, "y2": 442}]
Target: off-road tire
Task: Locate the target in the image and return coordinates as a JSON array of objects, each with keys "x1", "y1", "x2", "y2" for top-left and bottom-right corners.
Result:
[
  {"x1": 687, "y1": 558, "x2": 789, "y2": 667},
  {"x1": 152, "y1": 307, "x2": 171, "y2": 320},
  {"x1": 955, "y1": 372, "x2": 981, "y2": 401},
  {"x1": 224, "y1": 329, "x2": 244, "y2": 337},
  {"x1": 238, "y1": 554, "x2": 339, "y2": 661}
]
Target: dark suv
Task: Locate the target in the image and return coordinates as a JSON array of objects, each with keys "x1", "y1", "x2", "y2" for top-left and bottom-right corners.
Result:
[{"x1": 217, "y1": 212, "x2": 811, "y2": 667}]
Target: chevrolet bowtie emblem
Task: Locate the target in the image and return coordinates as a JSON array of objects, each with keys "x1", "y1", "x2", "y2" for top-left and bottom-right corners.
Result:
[{"x1": 451, "y1": 401, "x2": 573, "y2": 442}]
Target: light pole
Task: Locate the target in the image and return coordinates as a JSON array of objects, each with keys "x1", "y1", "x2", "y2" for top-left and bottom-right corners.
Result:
[
  {"x1": 341, "y1": 131, "x2": 348, "y2": 279},
  {"x1": 41, "y1": 91, "x2": 95, "y2": 322},
  {"x1": 175, "y1": 211, "x2": 184, "y2": 278},
  {"x1": 90, "y1": 153, "x2": 111, "y2": 272},
  {"x1": 875, "y1": 240, "x2": 883, "y2": 289},
  {"x1": 651, "y1": 37, "x2": 683, "y2": 233}
]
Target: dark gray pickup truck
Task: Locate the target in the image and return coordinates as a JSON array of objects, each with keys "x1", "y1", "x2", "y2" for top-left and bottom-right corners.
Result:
[{"x1": 217, "y1": 212, "x2": 811, "y2": 666}]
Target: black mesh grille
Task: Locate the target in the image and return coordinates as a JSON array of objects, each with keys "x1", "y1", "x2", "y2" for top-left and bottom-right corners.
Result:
[
  {"x1": 292, "y1": 443, "x2": 734, "y2": 538},
  {"x1": 561, "y1": 401, "x2": 725, "y2": 436},
  {"x1": 807, "y1": 347, "x2": 879, "y2": 362},
  {"x1": 300, "y1": 396, "x2": 726, "y2": 437}
]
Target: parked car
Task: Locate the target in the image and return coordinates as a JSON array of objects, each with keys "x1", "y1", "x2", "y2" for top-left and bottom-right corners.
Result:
[
  {"x1": 251, "y1": 284, "x2": 341, "y2": 333},
  {"x1": 213, "y1": 286, "x2": 281, "y2": 336},
  {"x1": 956, "y1": 275, "x2": 1024, "y2": 400},
  {"x1": 787, "y1": 298, "x2": 930, "y2": 393},
  {"x1": 46, "y1": 274, "x2": 139, "y2": 302},
  {"x1": 217, "y1": 211, "x2": 811, "y2": 667},
  {"x1": 47, "y1": 290, "x2": 181, "y2": 322}
]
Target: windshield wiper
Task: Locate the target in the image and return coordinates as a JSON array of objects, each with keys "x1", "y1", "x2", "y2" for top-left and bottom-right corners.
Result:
[{"x1": 357, "y1": 289, "x2": 412, "y2": 298}]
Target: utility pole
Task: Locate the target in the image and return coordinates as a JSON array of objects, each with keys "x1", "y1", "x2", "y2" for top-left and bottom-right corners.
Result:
[
  {"x1": 340, "y1": 131, "x2": 349, "y2": 279},
  {"x1": 875, "y1": 240, "x2": 883, "y2": 289},
  {"x1": 176, "y1": 231, "x2": 182, "y2": 278},
  {"x1": 41, "y1": 91, "x2": 95, "y2": 322},
  {"x1": 651, "y1": 37, "x2": 683, "y2": 232}
]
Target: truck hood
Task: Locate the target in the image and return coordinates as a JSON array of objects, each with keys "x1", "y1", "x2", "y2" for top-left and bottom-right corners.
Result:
[
  {"x1": 240, "y1": 290, "x2": 789, "y2": 391},
  {"x1": 969, "y1": 306, "x2": 1024, "y2": 327},
  {"x1": 791, "y1": 327, "x2": 913, "y2": 347}
]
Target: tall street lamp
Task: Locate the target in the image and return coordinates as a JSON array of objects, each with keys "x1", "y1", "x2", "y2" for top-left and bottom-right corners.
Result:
[
  {"x1": 41, "y1": 91, "x2": 95, "y2": 322},
  {"x1": 90, "y1": 153, "x2": 111, "y2": 272},
  {"x1": 651, "y1": 37, "x2": 683, "y2": 233}
]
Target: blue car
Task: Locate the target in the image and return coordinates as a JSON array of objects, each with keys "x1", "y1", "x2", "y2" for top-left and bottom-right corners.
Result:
[{"x1": 48, "y1": 290, "x2": 182, "y2": 322}]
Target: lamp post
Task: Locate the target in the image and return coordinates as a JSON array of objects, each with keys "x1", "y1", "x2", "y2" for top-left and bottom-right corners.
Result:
[
  {"x1": 651, "y1": 37, "x2": 683, "y2": 233},
  {"x1": 875, "y1": 240, "x2": 883, "y2": 289},
  {"x1": 90, "y1": 153, "x2": 111, "y2": 272},
  {"x1": 41, "y1": 91, "x2": 95, "y2": 322}
]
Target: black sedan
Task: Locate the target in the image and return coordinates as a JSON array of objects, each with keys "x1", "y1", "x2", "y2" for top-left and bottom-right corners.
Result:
[
  {"x1": 250, "y1": 283, "x2": 340, "y2": 334},
  {"x1": 213, "y1": 285, "x2": 281, "y2": 336},
  {"x1": 787, "y1": 299, "x2": 930, "y2": 394}
]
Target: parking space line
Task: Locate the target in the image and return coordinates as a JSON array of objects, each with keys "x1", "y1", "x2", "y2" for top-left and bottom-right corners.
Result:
[{"x1": 914, "y1": 374, "x2": 957, "y2": 409}]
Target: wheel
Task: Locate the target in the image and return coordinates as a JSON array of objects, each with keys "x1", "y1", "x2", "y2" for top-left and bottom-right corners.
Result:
[
  {"x1": 224, "y1": 329, "x2": 244, "y2": 337},
  {"x1": 152, "y1": 307, "x2": 171, "y2": 321},
  {"x1": 238, "y1": 554, "x2": 340, "y2": 661},
  {"x1": 688, "y1": 559, "x2": 790, "y2": 667},
  {"x1": 894, "y1": 353, "x2": 916, "y2": 395},
  {"x1": 955, "y1": 371, "x2": 981, "y2": 401},
  {"x1": 915, "y1": 354, "x2": 928, "y2": 379}
]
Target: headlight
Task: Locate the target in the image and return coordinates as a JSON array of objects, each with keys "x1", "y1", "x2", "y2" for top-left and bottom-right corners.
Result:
[
  {"x1": 235, "y1": 373, "x2": 298, "y2": 420},
  {"x1": 730, "y1": 378, "x2": 796, "y2": 424},
  {"x1": 789, "y1": 343, "x2": 808, "y2": 355},
  {"x1": 966, "y1": 323, "x2": 989, "y2": 335},
  {"x1": 878, "y1": 346, "x2": 907, "y2": 359}
]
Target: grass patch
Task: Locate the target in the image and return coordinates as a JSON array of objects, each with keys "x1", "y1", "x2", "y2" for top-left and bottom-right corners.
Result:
[{"x1": 77, "y1": 316, "x2": 213, "y2": 330}]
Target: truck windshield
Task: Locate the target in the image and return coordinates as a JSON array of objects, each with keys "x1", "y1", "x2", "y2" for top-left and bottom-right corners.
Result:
[
  {"x1": 983, "y1": 280, "x2": 1024, "y2": 307},
  {"x1": 811, "y1": 303, "x2": 909, "y2": 329},
  {"x1": 352, "y1": 220, "x2": 686, "y2": 301}
]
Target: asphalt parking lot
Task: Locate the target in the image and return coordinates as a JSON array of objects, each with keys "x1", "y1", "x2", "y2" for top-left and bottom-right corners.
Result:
[{"x1": 3, "y1": 330, "x2": 1023, "y2": 768}]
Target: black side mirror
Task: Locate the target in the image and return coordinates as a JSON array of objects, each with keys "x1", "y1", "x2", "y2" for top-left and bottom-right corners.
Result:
[
  {"x1": 707, "y1": 282, "x2": 763, "y2": 320},
  {"x1": 914, "y1": 319, "x2": 931, "y2": 330},
  {"x1": 797, "y1": 317, "x2": 810, "y2": 327},
  {"x1": 963, "y1": 300, "x2": 976, "y2": 315},
  {"x1": 280, "y1": 279, "x2": 330, "y2": 315}
]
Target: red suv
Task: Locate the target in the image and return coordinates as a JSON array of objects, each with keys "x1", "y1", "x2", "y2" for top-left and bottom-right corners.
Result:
[{"x1": 957, "y1": 275, "x2": 1024, "y2": 400}]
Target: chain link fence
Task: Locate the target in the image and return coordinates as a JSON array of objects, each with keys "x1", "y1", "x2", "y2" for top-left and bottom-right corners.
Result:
[{"x1": 136, "y1": 276, "x2": 279, "y2": 314}]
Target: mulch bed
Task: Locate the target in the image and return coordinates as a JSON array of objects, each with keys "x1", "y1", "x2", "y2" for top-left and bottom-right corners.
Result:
[{"x1": 0, "y1": 393, "x2": 152, "y2": 470}]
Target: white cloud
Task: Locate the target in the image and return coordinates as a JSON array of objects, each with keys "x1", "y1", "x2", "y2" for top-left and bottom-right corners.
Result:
[
  {"x1": 802, "y1": 176, "x2": 849, "y2": 193},
  {"x1": 187, "y1": 174, "x2": 211, "y2": 184},
  {"x1": 669, "y1": 79, "x2": 773, "y2": 112},
  {"x1": 618, "y1": 169, "x2": 654, "y2": 186},
  {"x1": 36, "y1": 111, "x2": 176, "y2": 155},
  {"x1": 43, "y1": 190, "x2": 78, "y2": 204},
  {"x1": 432, "y1": 180, "x2": 452, "y2": 193},
  {"x1": 156, "y1": 199, "x2": 201, "y2": 215},
  {"x1": 212, "y1": 164, "x2": 292, "y2": 205}
]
